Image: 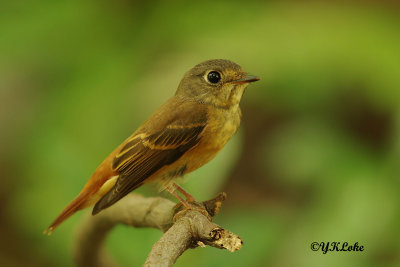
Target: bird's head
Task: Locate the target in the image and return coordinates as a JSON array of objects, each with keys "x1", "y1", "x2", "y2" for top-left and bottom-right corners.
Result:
[{"x1": 176, "y1": 59, "x2": 259, "y2": 108}]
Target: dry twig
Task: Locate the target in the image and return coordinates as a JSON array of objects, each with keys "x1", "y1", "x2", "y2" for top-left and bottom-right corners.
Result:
[{"x1": 74, "y1": 193, "x2": 242, "y2": 267}]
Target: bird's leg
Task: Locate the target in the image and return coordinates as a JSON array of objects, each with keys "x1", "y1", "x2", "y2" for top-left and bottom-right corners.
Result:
[
  {"x1": 173, "y1": 183, "x2": 195, "y2": 202},
  {"x1": 166, "y1": 186, "x2": 192, "y2": 209},
  {"x1": 167, "y1": 183, "x2": 212, "y2": 220}
]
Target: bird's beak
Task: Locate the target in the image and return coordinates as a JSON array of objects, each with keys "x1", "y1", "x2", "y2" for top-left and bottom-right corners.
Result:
[{"x1": 232, "y1": 74, "x2": 260, "y2": 84}]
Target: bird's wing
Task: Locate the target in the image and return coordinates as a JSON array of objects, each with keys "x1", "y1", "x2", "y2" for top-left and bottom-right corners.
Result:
[{"x1": 92, "y1": 106, "x2": 207, "y2": 214}]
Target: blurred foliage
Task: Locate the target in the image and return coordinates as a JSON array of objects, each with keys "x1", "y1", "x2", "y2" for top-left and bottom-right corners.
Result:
[{"x1": 1, "y1": 0, "x2": 400, "y2": 266}]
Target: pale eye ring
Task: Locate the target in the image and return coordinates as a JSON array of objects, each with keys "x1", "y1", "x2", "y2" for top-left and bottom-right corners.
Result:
[{"x1": 206, "y1": 71, "x2": 221, "y2": 84}]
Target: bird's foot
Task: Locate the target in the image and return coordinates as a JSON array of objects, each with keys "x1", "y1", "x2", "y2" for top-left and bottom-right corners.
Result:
[
  {"x1": 173, "y1": 201, "x2": 212, "y2": 221},
  {"x1": 168, "y1": 183, "x2": 212, "y2": 220}
]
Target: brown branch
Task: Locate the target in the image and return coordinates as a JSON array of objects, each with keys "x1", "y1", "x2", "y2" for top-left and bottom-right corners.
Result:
[{"x1": 73, "y1": 193, "x2": 242, "y2": 267}]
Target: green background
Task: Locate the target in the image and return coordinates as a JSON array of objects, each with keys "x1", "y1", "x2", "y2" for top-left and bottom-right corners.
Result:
[{"x1": 1, "y1": 0, "x2": 399, "y2": 266}]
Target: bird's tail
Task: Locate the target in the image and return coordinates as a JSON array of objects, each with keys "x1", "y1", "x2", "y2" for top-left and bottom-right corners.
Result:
[{"x1": 43, "y1": 191, "x2": 91, "y2": 235}]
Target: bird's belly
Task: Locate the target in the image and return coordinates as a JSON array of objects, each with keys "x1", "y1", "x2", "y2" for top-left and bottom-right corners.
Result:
[
  {"x1": 183, "y1": 108, "x2": 241, "y2": 173},
  {"x1": 183, "y1": 147, "x2": 220, "y2": 173}
]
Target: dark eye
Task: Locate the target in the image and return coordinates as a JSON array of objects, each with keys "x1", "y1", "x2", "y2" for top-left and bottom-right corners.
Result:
[{"x1": 207, "y1": 71, "x2": 221, "y2": 84}]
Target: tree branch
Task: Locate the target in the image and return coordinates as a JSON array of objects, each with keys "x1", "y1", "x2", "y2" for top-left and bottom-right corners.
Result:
[{"x1": 73, "y1": 193, "x2": 242, "y2": 267}]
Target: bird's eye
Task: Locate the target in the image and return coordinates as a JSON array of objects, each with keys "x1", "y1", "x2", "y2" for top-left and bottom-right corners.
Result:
[{"x1": 207, "y1": 71, "x2": 221, "y2": 84}]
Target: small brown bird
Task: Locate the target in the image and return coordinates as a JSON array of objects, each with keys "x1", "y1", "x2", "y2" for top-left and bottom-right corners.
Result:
[{"x1": 45, "y1": 59, "x2": 259, "y2": 234}]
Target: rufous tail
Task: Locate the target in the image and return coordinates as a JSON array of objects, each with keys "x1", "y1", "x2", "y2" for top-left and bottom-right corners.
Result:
[{"x1": 43, "y1": 192, "x2": 90, "y2": 235}]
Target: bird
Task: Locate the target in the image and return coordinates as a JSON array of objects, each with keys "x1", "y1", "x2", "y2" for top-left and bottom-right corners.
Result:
[{"x1": 44, "y1": 59, "x2": 259, "y2": 234}]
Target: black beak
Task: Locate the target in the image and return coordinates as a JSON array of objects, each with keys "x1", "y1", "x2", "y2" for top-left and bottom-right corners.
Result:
[{"x1": 232, "y1": 74, "x2": 260, "y2": 84}]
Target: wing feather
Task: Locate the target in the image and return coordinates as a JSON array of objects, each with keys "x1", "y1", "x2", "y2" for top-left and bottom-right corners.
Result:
[{"x1": 92, "y1": 123, "x2": 206, "y2": 214}]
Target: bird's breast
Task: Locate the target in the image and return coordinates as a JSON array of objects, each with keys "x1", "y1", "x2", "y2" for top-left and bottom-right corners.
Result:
[
  {"x1": 182, "y1": 104, "x2": 241, "y2": 173},
  {"x1": 204, "y1": 104, "x2": 241, "y2": 147}
]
